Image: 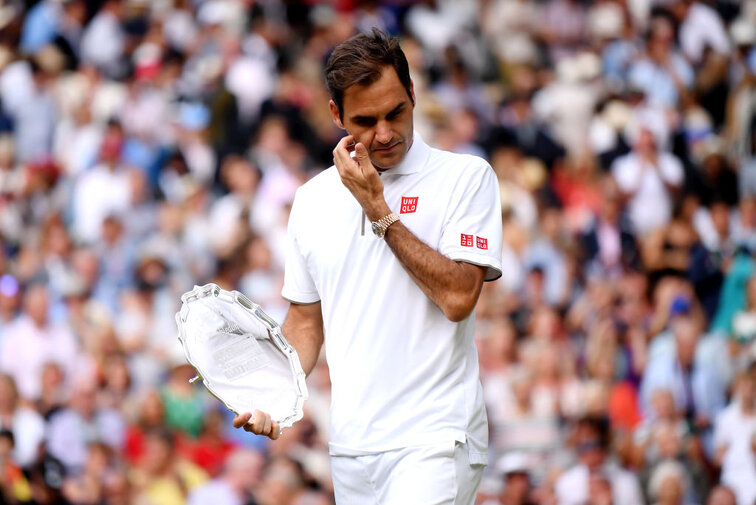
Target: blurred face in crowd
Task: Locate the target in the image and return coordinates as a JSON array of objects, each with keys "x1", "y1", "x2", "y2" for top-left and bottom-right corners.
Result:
[
  {"x1": 739, "y1": 197, "x2": 756, "y2": 229},
  {"x1": 600, "y1": 178, "x2": 622, "y2": 224},
  {"x1": 634, "y1": 128, "x2": 657, "y2": 158},
  {"x1": 648, "y1": 17, "x2": 674, "y2": 64},
  {"x1": 139, "y1": 391, "x2": 164, "y2": 427},
  {"x1": 0, "y1": 432, "x2": 13, "y2": 461},
  {"x1": 40, "y1": 363, "x2": 64, "y2": 397},
  {"x1": 710, "y1": 202, "x2": 730, "y2": 238},
  {"x1": 673, "y1": 318, "x2": 699, "y2": 369},
  {"x1": 225, "y1": 449, "x2": 265, "y2": 493},
  {"x1": 221, "y1": 156, "x2": 259, "y2": 195},
  {"x1": 502, "y1": 472, "x2": 531, "y2": 505},
  {"x1": 143, "y1": 431, "x2": 173, "y2": 474},
  {"x1": 71, "y1": 381, "x2": 98, "y2": 419},
  {"x1": 587, "y1": 475, "x2": 612, "y2": 505},
  {"x1": 657, "y1": 474, "x2": 685, "y2": 505},
  {"x1": 0, "y1": 374, "x2": 18, "y2": 414},
  {"x1": 738, "y1": 370, "x2": 756, "y2": 408},
  {"x1": 258, "y1": 458, "x2": 303, "y2": 505},
  {"x1": 23, "y1": 284, "x2": 48, "y2": 327},
  {"x1": 330, "y1": 66, "x2": 415, "y2": 171},
  {"x1": 575, "y1": 423, "x2": 606, "y2": 470},
  {"x1": 651, "y1": 389, "x2": 677, "y2": 420},
  {"x1": 707, "y1": 486, "x2": 737, "y2": 505},
  {"x1": 654, "y1": 421, "x2": 682, "y2": 459}
]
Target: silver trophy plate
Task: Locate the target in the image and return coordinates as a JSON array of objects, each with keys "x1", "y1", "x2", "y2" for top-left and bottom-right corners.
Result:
[{"x1": 175, "y1": 283, "x2": 308, "y2": 429}]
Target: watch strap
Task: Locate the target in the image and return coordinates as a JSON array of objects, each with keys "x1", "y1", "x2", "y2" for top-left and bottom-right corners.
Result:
[{"x1": 375, "y1": 212, "x2": 400, "y2": 237}]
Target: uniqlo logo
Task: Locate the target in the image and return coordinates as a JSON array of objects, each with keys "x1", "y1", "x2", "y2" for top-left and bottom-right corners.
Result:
[
  {"x1": 461, "y1": 234, "x2": 474, "y2": 247},
  {"x1": 476, "y1": 236, "x2": 488, "y2": 250},
  {"x1": 400, "y1": 196, "x2": 418, "y2": 214}
]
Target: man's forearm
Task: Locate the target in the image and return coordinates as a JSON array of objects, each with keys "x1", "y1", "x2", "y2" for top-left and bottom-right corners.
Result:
[
  {"x1": 281, "y1": 302, "x2": 324, "y2": 376},
  {"x1": 334, "y1": 139, "x2": 486, "y2": 321},
  {"x1": 383, "y1": 221, "x2": 485, "y2": 322}
]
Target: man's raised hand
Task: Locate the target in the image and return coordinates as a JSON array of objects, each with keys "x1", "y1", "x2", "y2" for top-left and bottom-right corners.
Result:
[{"x1": 332, "y1": 136, "x2": 389, "y2": 221}]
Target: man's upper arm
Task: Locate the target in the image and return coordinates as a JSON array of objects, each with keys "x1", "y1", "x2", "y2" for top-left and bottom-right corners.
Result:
[
  {"x1": 438, "y1": 160, "x2": 503, "y2": 281},
  {"x1": 282, "y1": 190, "x2": 320, "y2": 304}
]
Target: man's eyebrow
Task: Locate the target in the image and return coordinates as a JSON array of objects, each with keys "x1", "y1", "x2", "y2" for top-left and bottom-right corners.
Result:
[{"x1": 350, "y1": 101, "x2": 407, "y2": 122}]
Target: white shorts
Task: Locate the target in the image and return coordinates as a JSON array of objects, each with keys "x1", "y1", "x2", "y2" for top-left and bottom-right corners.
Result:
[{"x1": 330, "y1": 441, "x2": 485, "y2": 505}]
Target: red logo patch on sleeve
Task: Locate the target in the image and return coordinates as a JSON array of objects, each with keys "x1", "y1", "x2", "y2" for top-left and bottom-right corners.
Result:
[
  {"x1": 461, "y1": 234, "x2": 474, "y2": 247},
  {"x1": 400, "y1": 196, "x2": 418, "y2": 214},
  {"x1": 476, "y1": 236, "x2": 488, "y2": 250}
]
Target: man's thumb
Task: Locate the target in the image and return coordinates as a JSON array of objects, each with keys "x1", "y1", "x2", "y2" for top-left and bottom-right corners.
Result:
[{"x1": 355, "y1": 143, "x2": 369, "y2": 160}]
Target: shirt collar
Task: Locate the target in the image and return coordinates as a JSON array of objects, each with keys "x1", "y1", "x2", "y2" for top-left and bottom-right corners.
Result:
[{"x1": 386, "y1": 131, "x2": 430, "y2": 176}]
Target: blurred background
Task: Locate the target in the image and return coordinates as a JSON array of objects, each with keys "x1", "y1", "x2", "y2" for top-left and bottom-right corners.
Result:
[{"x1": 0, "y1": 0, "x2": 755, "y2": 504}]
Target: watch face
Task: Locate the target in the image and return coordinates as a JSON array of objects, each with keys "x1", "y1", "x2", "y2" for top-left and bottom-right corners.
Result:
[{"x1": 371, "y1": 221, "x2": 383, "y2": 237}]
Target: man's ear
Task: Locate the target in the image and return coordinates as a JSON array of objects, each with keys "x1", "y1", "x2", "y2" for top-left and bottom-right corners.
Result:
[
  {"x1": 409, "y1": 80, "x2": 416, "y2": 107},
  {"x1": 329, "y1": 100, "x2": 345, "y2": 130}
]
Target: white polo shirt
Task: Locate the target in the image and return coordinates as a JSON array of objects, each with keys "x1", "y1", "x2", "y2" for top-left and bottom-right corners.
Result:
[{"x1": 282, "y1": 132, "x2": 502, "y2": 464}]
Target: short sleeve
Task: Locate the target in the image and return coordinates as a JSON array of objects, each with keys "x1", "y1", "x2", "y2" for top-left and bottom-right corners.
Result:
[
  {"x1": 660, "y1": 154, "x2": 684, "y2": 187},
  {"x1": 612, "y1": 156, "x2": 639, "y2": 194},
  {"x1": 438, "y1": 160, "x2": 503, "y2": 281},
  {"x1": 712, "y1": 410, "x2": 731, "y2": 451},
  {"x1": 281, "y1": 191, "x2": 320, "y2": 304}
]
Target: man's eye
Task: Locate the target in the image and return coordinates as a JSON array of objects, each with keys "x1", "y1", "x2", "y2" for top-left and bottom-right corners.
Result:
[
  {"x1": 387, "y1": 109, "x2": 404, "y2": 121},
  {"x1": 355, "y1": 119, "x2": 375, "y2": 126}
]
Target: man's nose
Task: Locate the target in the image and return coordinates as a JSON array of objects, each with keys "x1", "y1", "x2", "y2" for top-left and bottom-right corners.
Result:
[{"x1": 375, "y1": 121, "x2": 392, "y2": 144}]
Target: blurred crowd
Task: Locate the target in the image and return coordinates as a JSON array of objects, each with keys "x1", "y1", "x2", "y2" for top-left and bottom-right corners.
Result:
[{"x1": 0, "y1": 0, "x2": 755, "y2": 504}]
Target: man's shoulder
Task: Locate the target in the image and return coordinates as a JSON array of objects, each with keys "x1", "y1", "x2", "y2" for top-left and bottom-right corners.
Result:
[
  {"x1": 611, "y1": 152, "x2": 640, "y2": 172},
  {"x1": 715, "y1": 401, "x2": 740, "y2": 426},
  {"x1": 555, "y1": 464, "x2": 587, "y2": 495},
  {"x1": 295, "y1": 166, "x2": 341, "y2": 199},
  {"x1": 428, "y1": 147, "x2": 491, "y2": 174}
]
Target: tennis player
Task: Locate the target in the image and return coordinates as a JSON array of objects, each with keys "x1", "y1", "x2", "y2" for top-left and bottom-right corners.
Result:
[{"x1": 233, "y1": 28, "x2": 502, "y2": 504}]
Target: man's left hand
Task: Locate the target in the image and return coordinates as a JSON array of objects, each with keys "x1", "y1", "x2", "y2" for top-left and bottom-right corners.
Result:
[{"x1": 333, "y1": 135, "x2": 391, "y2": 221}]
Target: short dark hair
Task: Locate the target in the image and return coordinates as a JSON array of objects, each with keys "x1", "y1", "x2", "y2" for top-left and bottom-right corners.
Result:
[{"x1": 325, "y1": 28, "x2": 413, "y2": 119}]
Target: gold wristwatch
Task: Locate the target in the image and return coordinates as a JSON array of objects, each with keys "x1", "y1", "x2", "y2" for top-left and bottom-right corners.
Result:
[{"x1": 371, "y1": 213, "x2": 399, "y2": 238}]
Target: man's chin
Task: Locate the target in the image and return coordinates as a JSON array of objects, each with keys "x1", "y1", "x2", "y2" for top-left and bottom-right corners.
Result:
[{"x1": 370, "y1": 148, "x2": 405, "y2": 170}]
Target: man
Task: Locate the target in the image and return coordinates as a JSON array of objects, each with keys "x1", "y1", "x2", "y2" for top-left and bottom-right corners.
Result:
[
  {"x1": 713, "y1": 364, "x2": 756, "y2": 505},
  {"x1": 187, "y1": 449, "x2": 265, "y2": 505},
  {"x1": 640, "y1": 315, "x2": 726, "y2": 427},
  {"x1": 554, "y1": 417, "x2": 643, "y2": 505},
  {"x1": 233, "y1": 28, "x2": 502, "y2": 504},
  {"x1": 0, "y1": 282, "x2": 81, "y2": 402}
]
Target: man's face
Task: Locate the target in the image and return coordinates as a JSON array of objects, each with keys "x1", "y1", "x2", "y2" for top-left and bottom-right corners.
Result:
[{"x1": 330, "y1": 66, "x2": 415, "y2": 170}]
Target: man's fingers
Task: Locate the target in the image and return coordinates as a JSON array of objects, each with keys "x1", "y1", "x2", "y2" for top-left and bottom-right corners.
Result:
[
  {"x1": 333, "y1": 136, "x2": 359, "y2": 175},
  {"x1": 234, "y1": 410, "x2": 280, "y2": 439},
  {"x1": 354, "y1": 142, "x2": 369, "y2": 161},
  {"x1": 250, "y1": 409, "x2": 267, "y2": 433},
  {"x1": 353, "y1": 142, "x2": 375, "y2": 177},
  {"x1": 233, "y1": 412, "x2": 252, "y2": 428},
  {"x1": 270, "y1": 421, "x2": 281, "y2": 440},
  {"x1": 263, "y1": 415, "x2": 272, "y2": 436}
]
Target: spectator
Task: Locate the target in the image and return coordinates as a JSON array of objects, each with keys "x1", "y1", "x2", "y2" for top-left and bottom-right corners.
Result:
[
  {"x1": 554, "y1": 416, "x2": 644, "y2": 505},
  {"x1": 0, "y1": 282, "x2": 81, "y2": 402},
  {"x1": 706, "y1": 486, "x2": 737, "y2": 505},
  {"x1": 129, "y1": 428, "x2": 208, "y2": 505},
  {"x1": 482, "y1": 452, "x2": 535, "y2": 505},
  {"x1": 612, "y1": 124, "x2": 684, "y2": 237},
  {"x1": 641, "y1": 316, "x2": 726, "y2": 428},
  {"x1": 46, "y1": 376, "x2": 126, "y2": 474},
  {"x1": 713, "y1": 364, "x2": 756, "y2": 505},
  {"x1": 0, "y1": 429, "x2": 32, "y2": 503},
  {"x1": 187, "y1": 448, "x2": 265, "y2": 505},
  {"x1": 627, "y1": 15, "x2": 694, "y2": 110},
  {"x1": 647, "y1": 460, "x2": 692, "y2": 505},
  {"x1": 0, "y1": 374, "x2": 45, "y2": 469}
]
